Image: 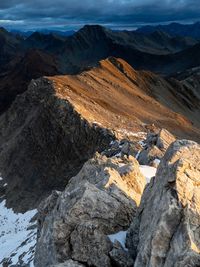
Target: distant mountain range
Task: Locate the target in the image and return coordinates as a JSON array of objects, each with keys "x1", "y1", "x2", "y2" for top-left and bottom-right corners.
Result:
[
  {"x1": 10, "y1": 29, "x2": 76, "y2": 37},
  {"x1": 9, "y1": 21, "x2": 200, "y2": 39},
  {"x1": 137, "y1": 22, "x2": 200, "y2": 39},
  {"x1": 16, "y1": 24, "x2": 200, "y2": 75}
]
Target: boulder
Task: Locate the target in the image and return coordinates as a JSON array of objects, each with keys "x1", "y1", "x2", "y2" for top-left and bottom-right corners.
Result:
[
  {"x1": 127, "y1": 140, "x2": 200, "y2": 267},
  {"x1": 50, "y1": 260, "x2": 85, "y2": 267},
  {"x1": 137, "y1": 129, "x2": 176, "y2": 166},
  {"x1": 156, "y1": 128, "x2": 176, "y2": 151},
  {"x1": 102, "y1": 139, "x2": 142, "y2": 159},
  {"x1": 34, "y1": 153, "x2": 146, "y2": 267},
  {"x1": 109, "y1": 241, "x2": 134, "y2": 267},
  {"x1": 138, "y1": 145, "x2": 164, "y2": 166}
]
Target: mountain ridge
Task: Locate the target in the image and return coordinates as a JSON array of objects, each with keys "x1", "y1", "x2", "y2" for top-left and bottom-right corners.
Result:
[
  {"x1": 1, "y1": 56, "x2": 200, "y2": 212},
  {"x1": 49, "y1": 57, "x2": 200, "y2": 140}
]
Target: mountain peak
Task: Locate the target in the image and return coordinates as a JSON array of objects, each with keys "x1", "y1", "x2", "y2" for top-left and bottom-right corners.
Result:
[
  {"x1": 27, "y1": 31, "x2": 45, "y2": 40},
  {"x1": 81, "y1": 24, "x2": 107, "y2": 31},
  {"x1": 76, "y1": 24, "x2": 110, "y2": 37}
]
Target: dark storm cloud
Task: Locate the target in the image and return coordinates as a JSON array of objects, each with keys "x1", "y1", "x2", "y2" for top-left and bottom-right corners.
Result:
[{"x1": 0, "y1": 0, "x2": 200, "y2": 30}]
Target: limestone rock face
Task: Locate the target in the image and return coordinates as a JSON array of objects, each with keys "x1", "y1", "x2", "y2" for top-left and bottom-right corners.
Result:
[
  {"x1": 127, "y1": 140, "x2": 200, "y2": 267},
  {"x1": 34, "y1": 153, "x2": 146, "y2": 267}
]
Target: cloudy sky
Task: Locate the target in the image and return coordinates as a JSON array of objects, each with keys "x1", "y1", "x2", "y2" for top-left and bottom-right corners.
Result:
[{"x1": 0, "y1": 0, "x2": 200, "y2": 31}]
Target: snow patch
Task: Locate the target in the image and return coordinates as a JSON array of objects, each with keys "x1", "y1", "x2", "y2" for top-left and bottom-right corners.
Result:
[
  {"x1": 117, "y1": 129, "x2": 146, "y2": 138},
  {"x1": 108, "y1": 230, "x2": 127, "y2": 250},
  {"x1": 139, "y1": 165, "x2": 157, "y2": 183},
  {"x1": 115, "y1": 152, "x2": 122, "y2": 157},
  {"x1": 110, "y1": 140, "x2": 115, "y2": 145},
  {"x1": 0, "y1": 200, "x2": 37, "y2": 266},
  {"x1": 93, "y1": 121, "x2": 102, "y2": 125},
  {"x1": 138, "y1": 140, "x2": 146, "y2": 147},
  {"x1": 153, "y1": 158, "x2": 161, "y2": 166},
  {"x1": 135, "y1": 150, "x2": 141, "y2": 159}
]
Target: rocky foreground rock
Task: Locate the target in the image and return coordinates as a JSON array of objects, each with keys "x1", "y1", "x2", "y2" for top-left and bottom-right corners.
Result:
[
  {"x1": 127, "y1": 140, "x2": 200, "y2": 267},
  {"x1": 34, "y1": 139, "x2": 200, "y2": 267},
  {"x1": 138, "y1": 128, "x2": 176, "y2": 167},
  {"x1": 34, "y1": 153, "x2": 146, "y2": 267}
]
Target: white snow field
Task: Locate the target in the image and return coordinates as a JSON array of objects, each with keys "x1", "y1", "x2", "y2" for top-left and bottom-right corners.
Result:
[
  {"x1": 139, "y1": 165, "x2": 157, "y2": 183},
  {"x1": 0, "y1": 200, "x2": 37, "y2": 266},
  {"x1": 108, "y1": 230, "x2": 127, "y2": 250}
]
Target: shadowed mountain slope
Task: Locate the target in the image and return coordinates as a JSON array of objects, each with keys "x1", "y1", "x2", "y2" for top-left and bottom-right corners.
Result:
[
  {"x1": 0, "y1": 49, "x2": 61, "y2": 113},
  {"x1": 0, "y1": 27, "x2": 21, "y2": 71},
  {"x1": 57, "y1": 25, "x2": 200, "y2": 75}
]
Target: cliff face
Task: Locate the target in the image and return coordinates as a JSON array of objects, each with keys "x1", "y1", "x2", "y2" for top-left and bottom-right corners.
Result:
[{"x1": 0, "y1": 78, "x2": 114, "y2": 212}]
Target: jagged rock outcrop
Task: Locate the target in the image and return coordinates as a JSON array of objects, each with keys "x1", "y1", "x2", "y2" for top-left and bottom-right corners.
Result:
[
  {"x1": 0, "y1": 78, "x2": 114, "y2": 212},
  {"x1": 34, "y1": 153, "x2": 146, "y2": 267},
  {"x1": 138, "y1": 128, "x2": 176, "y2": 166},
  {"x1": 127, "y1": 140, "x2": 200, "y2": 267}
]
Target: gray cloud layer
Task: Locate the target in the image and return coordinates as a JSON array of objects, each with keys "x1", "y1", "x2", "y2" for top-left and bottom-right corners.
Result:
[{"x1": 0, "y1": 0, "x2": 200, "y2": 30}]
